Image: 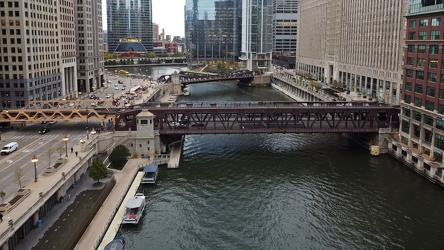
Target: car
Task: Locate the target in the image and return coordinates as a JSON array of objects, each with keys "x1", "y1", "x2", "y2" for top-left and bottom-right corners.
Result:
[
  {"x1": 48, "y1": 121, "x2": 58, "y2": 125},
  {"x1": 121, "y1": 87, "x2": 125, "y2": 90},
  {"x1": 191, "y1": 122, "x2": 205, "y2": 127},
  {"x1": 105, "y1": 94, "x2": 112, "y2": 98},
  {"x1": 39, "y1": 127, "x2": 50, "y2": 134},
  {"x1": 41, "y1": 121, "x2": 48, "y2": 124},
  {"x1": 115, "y1": 87, "x2": 119, "y2": 90}
]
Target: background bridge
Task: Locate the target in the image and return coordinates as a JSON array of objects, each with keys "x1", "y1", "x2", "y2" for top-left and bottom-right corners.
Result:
[
  {"x1": 157, "y1": 70, "x2": 255, "y2": 85},
  {"x1": 119, "y1": 101, "x2": 400, "y2": 134}
]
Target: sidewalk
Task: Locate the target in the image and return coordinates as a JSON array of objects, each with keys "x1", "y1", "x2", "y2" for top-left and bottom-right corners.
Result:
[{"x1": 74, "y1": 158, "x2": 148, "y2": 249}]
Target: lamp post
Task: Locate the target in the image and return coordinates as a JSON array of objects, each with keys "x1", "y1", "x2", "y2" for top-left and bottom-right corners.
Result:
[
  {"x1": 86, "y1": 107, "x2": 89, "y2": 140},
  {"x1": 63, "y1": 135, "x2": 69, "y2": 157},
  {"x1": 32, "y1": 155, "x2": 38, "y2": 182}
]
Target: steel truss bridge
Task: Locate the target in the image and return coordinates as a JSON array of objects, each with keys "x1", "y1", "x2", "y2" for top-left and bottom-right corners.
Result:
[
  {"x1": 0, "y1": 100, "x2": 118, "y2": 124},
  {"x1": 157, "y1": 71, "x2": 254, "y2": 85},
  {"x1": 122, "y1": 101, "x2": 400, "y2": 134}
]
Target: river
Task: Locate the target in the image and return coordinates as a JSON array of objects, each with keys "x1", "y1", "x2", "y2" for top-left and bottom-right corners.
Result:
[{"x1": 118, "y1": 66, "x2": 444, "y2": 249}]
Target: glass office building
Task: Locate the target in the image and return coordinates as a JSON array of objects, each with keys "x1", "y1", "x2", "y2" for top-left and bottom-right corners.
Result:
[
  {"x1": 107, "y1": 0, "x2": 153, "y2": 53},
  {"x1": 185, "y1": 0, "x2": 243, "y2": 63}
]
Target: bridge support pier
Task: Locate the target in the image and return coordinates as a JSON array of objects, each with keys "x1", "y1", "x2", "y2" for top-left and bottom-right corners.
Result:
[
  {"x1": 135, "y1": 110, "x2": 162, "y2": 158},
  {"x1": 370, "y1": 128, "x2": 396, "y2": 155}
]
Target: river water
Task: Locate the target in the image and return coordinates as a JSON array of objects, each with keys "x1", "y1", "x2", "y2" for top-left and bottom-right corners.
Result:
[{"x1": 119, "y1": 67, "x2": 444, "y2": 249}]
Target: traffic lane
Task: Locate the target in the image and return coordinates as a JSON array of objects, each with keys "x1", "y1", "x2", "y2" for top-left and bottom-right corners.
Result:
[{"x1": 0, "y1": 122, "x2": 100, "y2": 201}]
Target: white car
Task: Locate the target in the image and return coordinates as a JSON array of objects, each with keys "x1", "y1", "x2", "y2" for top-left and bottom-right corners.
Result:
[
  {"x1": 105, "y1": 94, "x2": 112, "y2": 98},
  {"x1": 115, "y1": 87, "x2": 119, "y2": 90}
]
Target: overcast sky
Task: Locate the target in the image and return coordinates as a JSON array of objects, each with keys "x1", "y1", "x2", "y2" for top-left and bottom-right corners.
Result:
[{"x1": 102, "y1": 0, "x2": 185, "y2": 37}]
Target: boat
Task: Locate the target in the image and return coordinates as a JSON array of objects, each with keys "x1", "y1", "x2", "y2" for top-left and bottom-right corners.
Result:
[
  {"x1": 104, "y1": 236, "x2": 126, "y2": 250},
  {"x1": 119, "y1": 69, "x2": 130, "y2": 75},
  {"x1": 121, "y1": 193, "x2": 146, "y2": 225},
  {"x1": 141, "y1": 164, "x2": 159, "y2": 184}
]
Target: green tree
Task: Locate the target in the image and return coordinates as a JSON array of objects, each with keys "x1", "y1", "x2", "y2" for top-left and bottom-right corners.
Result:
[
  {"x1": 109, "y1": 145, "x2": 131, "y2": 169},
  {"x1": 87, "y1": 157, "x2": 108, "y2": 183}
]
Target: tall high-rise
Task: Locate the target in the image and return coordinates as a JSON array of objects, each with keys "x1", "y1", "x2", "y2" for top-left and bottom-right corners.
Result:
[
  {"x1": 272, "y1": 0, "x2": 298, "y2": 56},
  {"x1": 107, "y1": 0, "x2": 153, "y2": 53},
  {"x1": 296, "y1": 0, "x2": 408, "y2": 105},
  {"x1": 153, "y1": 23, "x2": 160, "y2": 42},
  {"x1": 240, "y1": 0, "x2": 274, "y2": 71},
  {"x1": 401, "y1": 1, "x2": 444, "y2": 163},
  {"x1": 0, "y1": 0, "x2": 79, "y2": 109},
  {"x1": 185, "y1": 0, "x2": 242, "y2": 62},
  {"x1": 76, "y1": 0, "x2": 105, "y2": 94}
]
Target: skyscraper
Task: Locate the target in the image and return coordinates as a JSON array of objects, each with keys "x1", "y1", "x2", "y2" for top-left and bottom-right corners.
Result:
[
  {"x1": 401, "y1": 1, "x2": 444, "y2": 163},
  {"x1": 240, "y1": 0, "x2": 274, "y2": 71},
  {"x1": 296, "y1": 0, "x2": 407, "y2": 105},
  {"x1": 76, "y1": 0, "x2": 105, "y2": 94},
  {"x1": 185, "y1": 0, "x2": 242, "y2": 63},
  {"x1": 0, "y1": 0, "x2": 79, "y2": 109},
  {"x1": 272, "y1": 0, "x2": 298, "y2": 56},
  {"x1": 107, "y1": 0, "x2": 153, "y2": 53}
]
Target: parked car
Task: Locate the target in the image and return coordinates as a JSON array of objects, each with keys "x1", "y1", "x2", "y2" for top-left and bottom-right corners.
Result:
[
  {"x1": 105, "y1": 94, "x2": 112, "y2": 98},
  {"x1": 39, "y1": 127, "x2": 50, "y2": 134}
]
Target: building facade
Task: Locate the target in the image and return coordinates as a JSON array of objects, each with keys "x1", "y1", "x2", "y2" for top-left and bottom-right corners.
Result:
[
  {"x1": 272, "y1": 0, "x2": 298, "y2": 56},
  {"x1": 153, "y1": 23, "x2": 159, "y2": 42},
  {"x1": 185, "y1": 0, "x2": 243, "y2": 63},
  {"x1": 107, "y1": 0, "x2": 153, "y2": 53},
  {"x1": 296, "y1": 0, "x2": 408, "y2": 105},
  {"x1": 402, "y1": 2, "x2": 444, "y2": 163},
  {"x1": 76, "y1": 0, "x2": 105, "y2": 95}
]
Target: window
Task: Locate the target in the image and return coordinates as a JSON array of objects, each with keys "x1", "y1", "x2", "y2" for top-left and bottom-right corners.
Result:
[
  {"x1": 420, "y1": 19, "x2": 429, "y2": 27},
  {"x1": 416, "y1": 71, "x2": 424, "y2": 80},
  {"x1": 429, "y1": 59, "x2": 438, "y2": 68},
  {"x1": 402, "y1": 120, "x2": 410, "y2": 133},
  {"x1": 403, "y1": 107, "x2": 411, "y2": 118},
  {"x1": 415, "y1": 84, "x2": 423, "y2": 93},
  {"x1": 406, "y1": 69, "x2": 414, "y2": 78},
  {"x1": 426, "y1": 86, "x2": 436, "y2": 96},
  {"x1": 406, "y1": 82, "x2": 412, "y2": 91},
  {"x1": 428, "y1": 72, "x2": 437, "y2": 82},
  {"x1": 441, "y1": 74, "x2": 444, "y2": 84},
  {"x1": 409, "y1": 20, "x2": 417, "y2": 27},
  {"x1": 440, "y1": 89, "x2": 444, "y2": 99},
  {"x1": 431, "y1": 31, "x2": 440, "y2": 40},
  {"x1": 408, "y1": 32, "x2": 416, "y2": 40},
  {"x1": 426, "y1": 100, "x2": 434, "y2": 111},
  {"x1": 432, "y1": 18, "x2": 441, "y2": 26},
  {"x1": 419, "y1": 31, "x2": 427, "y2": 40},
  {"x1": 404, "y1": 95, "x2": 411, "y2": 104},
  {"x1": 414, "y1": 97, "x2": 422, "y2": 107},
  {"x1": 424, "y1": 115, "x2": 434, "y2": 126},
  {"x1": 430, "y1": 45, "x2": 439, "y2": 54},
  {"x1": 439, "y1": 105, "x2": 444, "y2": 115},
  {"x1": 418, "y1": 45, "x2": 426, "y2": 53},
  {"x1": 417, "y1": 58, "x2": 425, "y2": 66},
  {"x1": 408, "y1": 45, "x2": 415, "y2": 53},
  {"x1": 407, "y1": 57, "x2": 414, "y2": 65}
]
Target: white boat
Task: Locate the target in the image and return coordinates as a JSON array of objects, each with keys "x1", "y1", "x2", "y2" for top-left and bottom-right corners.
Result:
[
  {"x1": 141, "y1": 164, "x2": 159, "y2": 184},
  {"x1": 121, "y1": 193, "x2": 146, "y2": 225}
]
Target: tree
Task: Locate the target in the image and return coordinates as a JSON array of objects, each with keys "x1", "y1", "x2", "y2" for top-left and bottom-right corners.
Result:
[
  {"x1": 0, "y1": 190, "x2": 5, "y2": 203},
  {"x1": 87, "y1": 157, "x2": 108, "y2": 183},
  {"x1": 109, "y1": 145, "x2": 131, "y2": 169},
  {"x1": 47, "y1": 146, "x2": 54, "y2": 168},
  {"x1": 14, "y1": 167, "x2": 24, "y2": 189},
  {"x1": 56, "y1": 146, "x2": 65, "y2": 159}
]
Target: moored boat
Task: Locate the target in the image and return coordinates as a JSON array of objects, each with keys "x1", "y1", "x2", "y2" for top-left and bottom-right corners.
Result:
[
  {"x1": 121, "y1": 193, "x2": 145, "y2": 225},
  {"x1": 141, "y1": 164, "x2": 159, "y2": 184},
  {"x1": 104, "y1": 236, "x2": 126, "y2": 250}
]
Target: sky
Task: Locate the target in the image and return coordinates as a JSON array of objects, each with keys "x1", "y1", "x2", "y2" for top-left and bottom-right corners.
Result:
[{"x1": 102, "y1": 0, "x2": 185, "y2": 37}]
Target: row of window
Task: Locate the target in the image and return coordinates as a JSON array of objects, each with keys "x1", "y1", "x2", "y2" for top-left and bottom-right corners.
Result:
[
  {"x1": 405, "y1": 69, "x2": 444, "y2": 83},
  {"x1": 404, "y1": 83, "x2": 444, "y2": 99},
  {"x1": 408, "y1": 30, "x2": 441, "y2": 40},
  {"x1": 407, "y1": 44, "x2": 444, "y2": 54},
  {"x1": 409, "y1": 17, "x2": 441, "y2": 28}
]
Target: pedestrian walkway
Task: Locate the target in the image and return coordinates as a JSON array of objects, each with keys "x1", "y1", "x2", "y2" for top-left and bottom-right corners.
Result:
[{"x1": 74, "y1": 158, "x2": 148, "y2": 249}]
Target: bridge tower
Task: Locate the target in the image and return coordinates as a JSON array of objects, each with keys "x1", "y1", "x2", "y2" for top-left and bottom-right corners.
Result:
[
  {"x1": 135, "y1": 109, "x2": 161, "y2": 158},
  {"x1": 171, "y1": 71, "x2": 182, "y2": 95}
]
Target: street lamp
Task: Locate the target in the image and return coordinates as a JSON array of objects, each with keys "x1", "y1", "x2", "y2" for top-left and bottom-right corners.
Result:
[
  {"x1": 31, "y1": 155, "x2": 38, "y2": 182},
  {"x1": 63, "y1": 135, "x2": 69, "y2": 157},
  {"x1": 86, "y1": 107, "x2": 89, "y2": 140}
]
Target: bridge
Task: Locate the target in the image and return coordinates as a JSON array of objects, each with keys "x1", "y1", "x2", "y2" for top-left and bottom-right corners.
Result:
[
  {"x1": 118, "y1": 101, "x2": 400, "y2": 134},
  {"x1": 157, "y1": 70, "x2": 255, "y2": 85}
]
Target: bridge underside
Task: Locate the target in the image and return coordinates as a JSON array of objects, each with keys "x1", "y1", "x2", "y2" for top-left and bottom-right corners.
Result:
[{"x1": 129, "y1": 101, "x2": 400, "y2": 135}]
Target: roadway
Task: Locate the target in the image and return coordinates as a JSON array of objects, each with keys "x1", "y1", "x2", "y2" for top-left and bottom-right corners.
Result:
[{"x1": 0, "y1": 120, "x2": 100, "y2": 203}]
